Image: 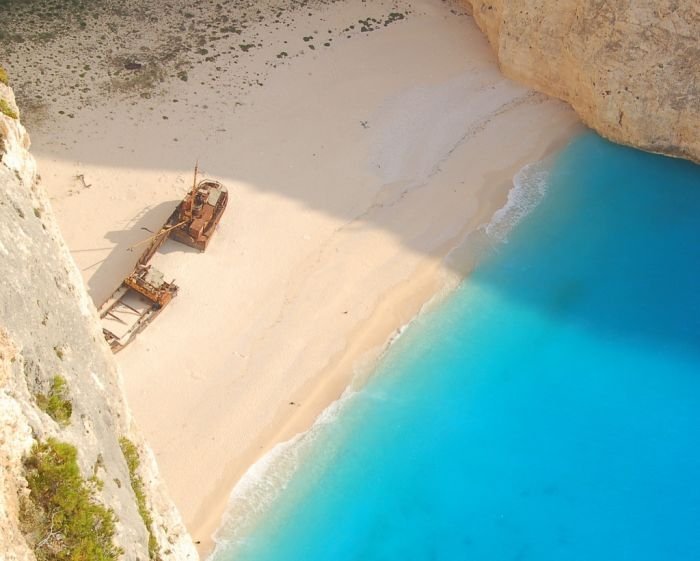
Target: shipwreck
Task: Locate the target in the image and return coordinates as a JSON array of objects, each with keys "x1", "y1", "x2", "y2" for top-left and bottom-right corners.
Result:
[
  {"x1": 99, "y1": 265, "x2": 178, "y2": 352},
  {"x1": 99, "y1": 166, "x2": 228, "y2": 352},
  {"x1": 166, "y1": 174, "x2": 228, "y2": 252}
]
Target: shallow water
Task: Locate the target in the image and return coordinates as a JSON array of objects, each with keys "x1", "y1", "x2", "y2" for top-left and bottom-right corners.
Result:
[{"x1": 211, "y1": 133, "x2": 700, "y2": 561}]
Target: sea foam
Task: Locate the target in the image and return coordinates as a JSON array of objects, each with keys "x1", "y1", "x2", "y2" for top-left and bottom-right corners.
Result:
[
  {"x1": 210, "y1": 133, "x2": 700, "y2": 561},
  {"x1": 210, "y1": 158, "x2": 553, "y2": 560},
  {"x1": 209, "y1": 387, "x2": 359, "y2": 559},
  {"x1": 485, "y1": 161, "x2": 550, "y2": 242},
  {"x1": 210, "y1": 292, "x2": 449, "y2": 558}
]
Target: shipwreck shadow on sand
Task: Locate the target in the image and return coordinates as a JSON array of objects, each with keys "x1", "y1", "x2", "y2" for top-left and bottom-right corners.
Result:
[
  {"x1": 158, "y1": 238, "x2": 201, "y2": 257},
  {"x1": 82, "y1": 200, "x2": 180, "y2": 306}
]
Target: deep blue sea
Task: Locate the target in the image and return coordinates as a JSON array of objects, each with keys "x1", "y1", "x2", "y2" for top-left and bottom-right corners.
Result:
[{"x1": 211, "y1": 133, "x2": 700, "y2": 561}]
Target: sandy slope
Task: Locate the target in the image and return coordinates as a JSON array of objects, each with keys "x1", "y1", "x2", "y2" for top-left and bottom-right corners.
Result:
[{"x1": 8, "y1": 0, "x2": 580, "y2": 555}]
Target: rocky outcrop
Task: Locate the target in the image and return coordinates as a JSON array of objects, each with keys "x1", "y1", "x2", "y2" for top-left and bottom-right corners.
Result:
[
  {"x1": 0, "y1": 80, "x2": 197, "y2": 560},
  {"x1": 464, "y1": 0, "x2": 700, "y2": 163}
]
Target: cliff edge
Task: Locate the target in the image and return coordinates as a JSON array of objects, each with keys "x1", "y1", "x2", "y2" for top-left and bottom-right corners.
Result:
[
  {"x1": 464, "y1": 0, "x2": 699, "y2": 163},
  {"x1": 0, "y1": 76, "x2": 197, "y2": 560}
]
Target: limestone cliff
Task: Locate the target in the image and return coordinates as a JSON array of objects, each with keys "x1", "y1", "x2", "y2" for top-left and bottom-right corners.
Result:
[
  {"x1": 464, "y1": 0, "x2": 699, "y2": 163},
  {"x1": 0, "y1": 79, "x2": 197, "y2": 560}
]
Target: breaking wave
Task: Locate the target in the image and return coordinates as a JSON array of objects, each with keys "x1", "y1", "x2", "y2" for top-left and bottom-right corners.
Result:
[
  {"x1": 209, "y1": 289, "x2": 448, "y2": 559},
  {"x1": 485, "y1": 161, "x2": 551, "y2": 242},
  {"x1": 208, "y1": 387, "x2": 358, "y2": 559},
  {"x1": 209, "y1": 159, "x2": 555, "y2": 559}
]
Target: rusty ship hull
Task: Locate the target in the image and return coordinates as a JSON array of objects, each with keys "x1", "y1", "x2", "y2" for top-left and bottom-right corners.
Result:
[
  {"x1": 167, "y1": 179, "x2": 228, "y2": 252},
  {"x1": 99, "y1": 265, "x2": 178, "y2": 353}
]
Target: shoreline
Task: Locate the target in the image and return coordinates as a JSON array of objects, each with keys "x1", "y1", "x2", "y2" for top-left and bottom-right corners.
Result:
[
  {"x1": 9, "y1": 1, "x2": 582, "y2": 558},
  {"x1": 197, "y1": 111, "x2": 582, "y2": 558}
]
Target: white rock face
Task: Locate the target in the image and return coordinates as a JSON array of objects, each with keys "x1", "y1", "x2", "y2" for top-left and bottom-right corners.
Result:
[
  {"x1": 0, "y1": 81, "x2": 198, "y2": 560},
  {"x1": 464, "y1": 0, "x2": 700, "y2": 163},
  {"x1": 0, "y1": 331, "x2": 35, "y2": 561}
]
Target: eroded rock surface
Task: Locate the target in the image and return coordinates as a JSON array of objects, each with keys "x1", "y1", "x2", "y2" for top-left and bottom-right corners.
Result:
[{"x1": 464, "y1": 0, "x2": 699, "y2": 162}]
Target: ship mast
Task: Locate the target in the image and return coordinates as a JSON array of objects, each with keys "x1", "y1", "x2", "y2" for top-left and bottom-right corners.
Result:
[{"x1": 191, "y1": 161, "x2": 199, "y2": 196}]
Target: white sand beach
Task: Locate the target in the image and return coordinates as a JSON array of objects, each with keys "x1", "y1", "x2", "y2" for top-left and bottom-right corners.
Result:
[{"x1": 8, "y1": 0, "x2": 580, "y2": 555}]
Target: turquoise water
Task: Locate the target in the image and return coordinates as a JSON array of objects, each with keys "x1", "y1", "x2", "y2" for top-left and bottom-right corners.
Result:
[{"x1": 212, "y1": 133, "x2": 700, "y2": 561}]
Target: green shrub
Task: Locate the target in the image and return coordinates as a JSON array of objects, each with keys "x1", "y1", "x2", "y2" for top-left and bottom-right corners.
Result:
[
  {"x1": 20, "y1": 438, "x2": 122, "y2": 561},
  {"x1": 0, "y1": 98, "x2": 18, "y2": 119},
  {"x1": 119, "y1": 438, "x2": 160, "y2": 560},
  {"x1": 0, "y1": 66, "x2": 8, "y2": 85},
  {"x1": 36, "y1": 376, "x2": 72, "y2": 427}
]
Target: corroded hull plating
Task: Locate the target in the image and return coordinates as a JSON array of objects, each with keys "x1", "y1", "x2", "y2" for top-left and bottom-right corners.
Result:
[{"x1": 167, "y1": 179, "x2": 228, "y2": 251}]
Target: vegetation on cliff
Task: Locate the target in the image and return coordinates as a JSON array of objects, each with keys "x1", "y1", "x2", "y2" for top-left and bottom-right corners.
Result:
[
  {"x1": 0, "y1": 98, "x2": 18, "y2": 119},
  {"x1": 35, "y1": 375, "x2": 73, "y2": 427},
  {"x1": 120, "y1": 437, "x2": 161, "y2": 561},
  {"x1": 20, "y1": 438, "x2": 122, "y2": 561}
]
